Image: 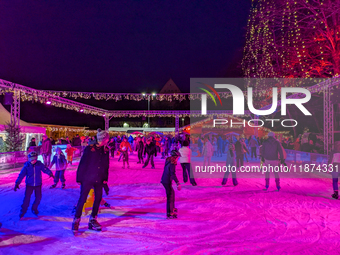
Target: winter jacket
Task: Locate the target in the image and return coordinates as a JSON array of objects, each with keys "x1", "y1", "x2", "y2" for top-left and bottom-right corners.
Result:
[
  {"x1": 76, "y1": 144, "x2": 110, "y2": 183},
  {"x1": 235, "y1": 141, "x2": 249, "y2": 157},
  {"x1": 248, "y1": 138, "x2": 258, "y2": 147},
  {"x1": 41, "y1": 139, "x2": 52, "y2": 155},
  {"x1": 137, "y1": 140, "x2": 144, "y2": 152},
  {"x1": 120, "y1": 141, "x2": 132, "y2": 152},
  {"x1": 226, "y1": 149, "x2": 235, "y2": 167},
  {"x1": 16, "y1": 161, "x2": 53, "y2": 187},
  {"x1": 144, "y1": 142, "x2": 157, "y2": 157},
  {"x1": 72, "y1": 136, "x2": 82, "y2": 147},
  {"x1": 260, "y1": 137, "x2": 284, "y2": 161},
  {"x1": 50, "y1": 153, "x2": 67, "y2": 170},
  {"x1": 203, "y1": 141, "x2": 213, "y2": 157},
  {"x1": 161, "y1": 157, "x2": 180, "y2": 184},
  {"x1": 179, "y1": 146, "x2": 191, "y2": 163},
  {"x1": 65, "y1": 147, "x2": 77, "y2": 157}
]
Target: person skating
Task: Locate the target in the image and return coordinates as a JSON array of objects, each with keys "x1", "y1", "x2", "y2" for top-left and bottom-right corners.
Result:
[
  {"x1": 41, "y1": 135, "x2": 52, "y2": 167},
  {"x1": 260, "y1": 132, "x2": 284, "y2": 191},
  {"x1": 142, "y1": 138, "x2": 157, "y2": 169},
  {"x1": 222, "y1": 143, "x2": 238, "y2": 186},
  {"x1": 202, "y1": 137, "x2": 213, "y2": 168},
  {"x1": 161, "y1": 150, "x2": 182, "y2": 219},
  {"x1": 72, "y1": 128, "x2": 110, "y2": 232},
  {"x1": 137, "y1": 137, "x2": 145, "y2": 164},
  {"x1": 235, "y1": 137, "x2": 249, "y2": 168},
  {"x1": 328, "y1": 146, "x2": 340, "y2": 199},
  {"x1": 65, "y1": 144, "x2": 77, "y2": 165},
  {"x1": 178, "y1": 140, "x2": 197, "y2": 186},
  {"x1": 49, "y1": 147, "x2": 68, "y2": 189},
  {"x1": 249, "y1": 135, "x2": 259, "y2": 159},
  {"x1": 14, "y1": 152, "x2": 54, "y2": 219},
  {"x1": 108, "y1": 137, "x2": 116, "y2": 158},
  {"x1": 119, "y1": 137, "x2": 132, "y2": 168}
]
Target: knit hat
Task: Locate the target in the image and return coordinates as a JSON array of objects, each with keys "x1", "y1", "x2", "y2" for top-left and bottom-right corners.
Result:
[
  {"x1": 28, "y1": 151, "x2": 38, "y2": 162},
  {"x1": 268, "y1": 132, "x2": 275, "y2": 137},
  {"x1": 97, "y1": 128, "x2": 109, "y2": 142}
]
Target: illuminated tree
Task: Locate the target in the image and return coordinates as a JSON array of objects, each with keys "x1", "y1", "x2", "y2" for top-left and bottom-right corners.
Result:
[{"x1": 242, "y1": 0, "x2": 340, "y2": 82}]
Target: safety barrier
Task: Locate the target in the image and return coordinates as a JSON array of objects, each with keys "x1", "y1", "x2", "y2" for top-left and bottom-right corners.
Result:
[{"x1": 0, "y1": 145, "x2": 82, "y2": 170}]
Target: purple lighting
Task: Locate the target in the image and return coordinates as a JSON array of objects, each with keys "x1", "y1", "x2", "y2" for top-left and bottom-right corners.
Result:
[
  {"x1": 80, "y1": 109, "x2": 84, "y2": 112},
  {"x1": 46, "y1": 100, "x2": 51, "y2": 105}
]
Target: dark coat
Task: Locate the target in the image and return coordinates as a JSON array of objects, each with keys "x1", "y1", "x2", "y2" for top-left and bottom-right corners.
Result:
[
  {"x1": 41, "y1": 139, "x2": 52, "y2": 155},
  {"x1": 76, "y1": 144, "x2": 110, "y2": 183},
  {"x1": 260, "y1": 137, "x2": 284, "y2": 160},
  {"x1": 144, "y1": 142, "x2": 157, "y2": 157},
  {"x1": 138, "y1": 140, "x2": 144, "y2": 152},
  {"x1": 235, "y1": 141, "x2": 249, "y2": 157},
  {"x1": 72, "y1": 136, "x2": 82, "y2": 147},
  {"x1": 50, "y1": 153, "x2": 67, "y2": 170},
  {"x1": 161, "y1": 157, "x2": 180, "y2": 184},
  {"x1": 16, "y1": 161, "x2": 53, "y2": 186}
]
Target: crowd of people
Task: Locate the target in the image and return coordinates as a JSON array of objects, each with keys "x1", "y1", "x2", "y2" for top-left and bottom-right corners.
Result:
[{"x1": 10, "y1": 128, "x2": 340, "y2": 233}]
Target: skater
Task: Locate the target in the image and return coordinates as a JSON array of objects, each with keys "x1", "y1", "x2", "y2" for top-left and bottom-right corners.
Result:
[
  {"x1": 72, "y1": 128, "x2": 110, "y2": 232},
  {"x1": 161, "y1": 150, "x2": 182, "y2": 219},
  {"x1": 249, "y1": 135, "x2": 259, "y2": 159},
  {"x1": 222, "y1": 143, "x2": 238, "y2": 186},
  {"x1": 119, "y1": 137, "x2": 132, "y2": 168},
  {"x1": 178, "y1": 140, "x2": 197, "y2": 186},
  {"x1": 142, "y1": 138, "x2": 157, "y2": 169},
  {"x1": 235, "y1": 137, "x2": 249, "y2": 168},
  {"x1": 260, "y1": 132, "x2": 284, "y2": 191},
  {"x1": 65, "y1": 144, "x2": 77, "y2": 165},
  {"x1": 328, "y1": 146, "x2": 340, "y2": 199},
  {"x1": 14, "y1": 152, "x2": 54, "y2": 219},
  {"x1": 202, "y1": 137, "x2": 213, "y2": 168},
  {"x1": 108, "y1": 137, "x2": 116, "y2": 158},
  {"x1": 41, "y1": 135, "x2": 52, "y2": 167},
  {"x1": 137, "y1": 137, "x2": 145, "y2": 164},
  {"x1": 49, "y1": 147, "x2": 68, "y2": 189}
]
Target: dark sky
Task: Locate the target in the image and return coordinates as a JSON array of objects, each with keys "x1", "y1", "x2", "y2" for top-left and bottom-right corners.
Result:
[
  {"x1": 0, "y1": 0, "x2": 250, "y2": 93},
  {"x1": 0, "y1": 0, "x2": 251, "y2": 128}
]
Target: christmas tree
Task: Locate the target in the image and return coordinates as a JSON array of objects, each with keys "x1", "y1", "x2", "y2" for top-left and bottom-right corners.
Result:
[{"x1": 3, "y1": 122, "x2": 25, "y2": 152}]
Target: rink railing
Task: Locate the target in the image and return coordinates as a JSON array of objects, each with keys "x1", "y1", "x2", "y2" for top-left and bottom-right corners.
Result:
[{"x1": 0, "y1": 145, "x2": 83, "y2": 170}]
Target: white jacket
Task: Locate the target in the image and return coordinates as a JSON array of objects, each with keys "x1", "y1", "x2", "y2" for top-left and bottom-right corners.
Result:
[{"x1": 179, "y1": 146, "x2": 191, "y2": 163}]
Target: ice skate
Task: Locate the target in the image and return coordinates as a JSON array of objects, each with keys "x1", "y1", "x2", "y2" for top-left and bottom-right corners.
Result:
[
  {"x1": 31, "y1": 208, "x2": 39, "y2": 216},
  {"x1": 72, "y1": 218, "x2": 80, "y2": 232},
  {"x1": 88, "y1": 216, "x2": 102, "y2": 231},
  {"x1": 62, "y1": 183, "x2": 66, "y2": 189},
  {"x1": 277, "y1": 186, "x2": 281, "y2": 191},
  {"x1": 103, "y1": 202, "x2": 111, "y2": 208},
  {"x1": 50, "y1": 184, "x2": 57, "y2": 189},
  {"x1": 151, "y1": 166, "x2": 155, "y2": 169},
  {"x1": 332, "y1": 191, "x2": 338, "y2": 199}
]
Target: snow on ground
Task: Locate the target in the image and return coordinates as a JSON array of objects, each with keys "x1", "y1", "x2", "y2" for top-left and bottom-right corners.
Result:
[{"x1": 1, "y1": 153, "x2": 340, "y2": 255}]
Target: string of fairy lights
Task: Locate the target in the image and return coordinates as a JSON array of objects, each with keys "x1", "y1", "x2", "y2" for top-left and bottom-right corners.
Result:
[{"x1": 242, "y1": 0, "x2": 340, "y2": 101}]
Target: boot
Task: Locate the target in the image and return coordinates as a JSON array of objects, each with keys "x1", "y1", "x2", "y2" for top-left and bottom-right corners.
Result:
[
  {"x1": 88, "y1": 216, "x2": 102, "y2": 231},
  {"x1": 72, "y1": 218, "x2": 80, "y2": 231},
  {"x1": 50, "y1": 184, "x2": 57, "y2": 189},
  {"x1": 62, "y1": 183, "x2": 66, "y2": 189},
  {"x1": 31, "y1": 208, "x2": 39, "y2": 216},
  {"x1": 332, "y1": 191, "x2": 339, "y2": 199},
  {"x1": 103, "y1": 202, "x2": 111, "y2": 208}
]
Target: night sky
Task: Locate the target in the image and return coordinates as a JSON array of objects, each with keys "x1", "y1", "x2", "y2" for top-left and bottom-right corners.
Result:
[{"x1": 0, "y1": 0, "x2": 251, "y2": 127}]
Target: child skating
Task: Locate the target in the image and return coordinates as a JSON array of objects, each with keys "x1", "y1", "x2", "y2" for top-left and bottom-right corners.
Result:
[
  {"x1": 49, "y1": 147, "x2": 68, "y2": 189},
  {"x1": 14, "y1": 152, "x2": 54, "y2": 219},
  {"x1": 119, "y1": 137, "x2": 132, "y2": 168},
  {"x1": 65, "y1": 144, "x2": 77, "y2": 165},
  {"x1": 161, "y1": 150, "x2": 182, "y2": 219}
]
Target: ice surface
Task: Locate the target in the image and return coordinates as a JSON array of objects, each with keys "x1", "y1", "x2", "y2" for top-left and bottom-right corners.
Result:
[{"x1": 0, "y1": 154, "x2": 339, "y2": 254}]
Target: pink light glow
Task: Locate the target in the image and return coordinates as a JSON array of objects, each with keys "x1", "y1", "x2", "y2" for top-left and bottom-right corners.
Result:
[{"x1": 46, "y1": 101, "x2": 51, "y2": 105}]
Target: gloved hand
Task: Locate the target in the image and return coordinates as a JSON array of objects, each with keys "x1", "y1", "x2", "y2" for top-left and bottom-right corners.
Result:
[
  {"x1": 177, "y1": 183, "x2": 182, "y2": 191},
  {"x1": 14, "y1": 183, "x2": 19, "y2": 191}
]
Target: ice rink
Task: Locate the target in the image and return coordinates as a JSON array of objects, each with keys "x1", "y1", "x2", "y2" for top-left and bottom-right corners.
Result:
[{"x1": 1, "y1": 153, "x2": 340, "y2": 254}]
